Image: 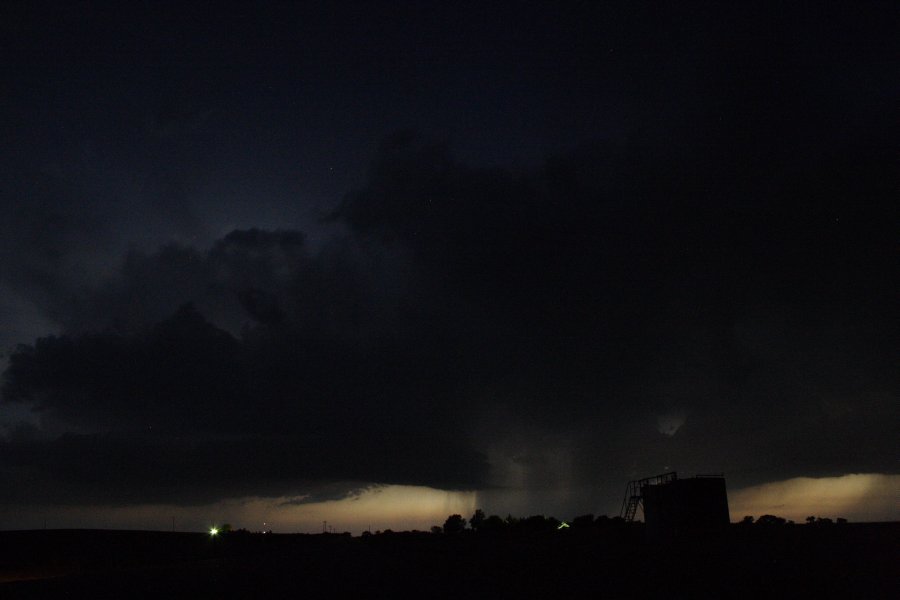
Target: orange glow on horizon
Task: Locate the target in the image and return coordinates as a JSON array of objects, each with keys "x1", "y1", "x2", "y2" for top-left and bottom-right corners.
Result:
[
  {"x1": 2, "y1": 474, "x2": 895, "y2": 533},
  {"x1": 729, "y1": 473, "x2": 898, "y2": 522}
]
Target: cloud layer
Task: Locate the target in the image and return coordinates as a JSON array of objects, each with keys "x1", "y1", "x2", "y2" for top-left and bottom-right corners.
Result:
[{"x1": 2, "y1": 134, "x2": 896, "y2": 513}]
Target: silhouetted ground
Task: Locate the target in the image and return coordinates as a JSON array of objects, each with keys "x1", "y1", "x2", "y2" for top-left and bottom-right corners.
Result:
[{"x1": 1, "y1": 523, "x2": 897, "y2": 598}]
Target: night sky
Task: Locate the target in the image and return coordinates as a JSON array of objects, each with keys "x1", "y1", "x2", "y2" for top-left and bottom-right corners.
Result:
[{"x1": 1, "y1": 2, "x2": 897, "y2": 532}]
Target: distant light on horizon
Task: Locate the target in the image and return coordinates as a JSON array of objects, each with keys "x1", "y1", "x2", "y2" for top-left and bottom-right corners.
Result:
[
  {"x1": 1, "y1": 475, "x2": 895, "y2": 533},
  {"x1": 730, "y1": 474, "x2": 899, "y2": 522}
]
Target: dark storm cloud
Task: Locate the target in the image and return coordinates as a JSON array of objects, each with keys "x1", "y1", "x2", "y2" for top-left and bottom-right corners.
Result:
[
  {"x1": 3, "y1": 128, "x2": 895, "y2": 507},
  {"x1": 1, "y1": 301, "x2": 487, "y2": 504},
  {"x1": 333, "y1": 133, "x2": 898, "y2": 489},
  {"x1": 278, "y1": 485, "x2": 376, "y2": 507},
  {"x1": 1, "y1": 2, "x2": 897, "y2": 514},
  {"x1": 1, "y1": 217, "x2": 489, "y2": 504}
]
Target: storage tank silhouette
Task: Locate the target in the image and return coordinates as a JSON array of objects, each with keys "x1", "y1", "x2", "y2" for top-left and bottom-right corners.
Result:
[{"x1": 621, "y1": 472, "x2": 730, "y2": 535}]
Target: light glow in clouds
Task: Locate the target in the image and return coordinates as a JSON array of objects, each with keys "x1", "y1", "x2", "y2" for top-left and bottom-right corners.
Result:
[
  {"x1": 272, "y1": 485, "x2": 477, "y2": 533},
  {"x1": 2, "y1": 475, "x2": 895, "y2": 533},
  {"x1": 656, "y1": 410, "x2": 686, "y2": 436},
  {"x1": 730, "y1": 473, "x2": 899, "y2": 522},
  {"x1": 0, "y1": 485, "x2": 476, "y2": 534}
]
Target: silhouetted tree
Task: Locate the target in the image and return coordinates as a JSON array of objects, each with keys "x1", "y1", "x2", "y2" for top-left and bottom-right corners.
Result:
[
  {"x1": 480, "y1": 515, "x2": 505, "y2": 533},
  {"x1": 755, "y1": 515, "x2": 787, "y2": 526},
  {"x1": 430, "y1": 526, "x2": 442, "y2": 535},
  {"x1": 519, "y1": 515, "x2": 557, "y2": 533},
  {"x1": 443, "y1": 514, "x2": 467, "y2": 534},
  {"x1": 740, "y1": 516, "x2": 755, "y2": 526},
  {"x1": 571, "y1": 514, "x2": 595, "y2": 529},
  {"x1": 806, "y1": 516, "x2": 837, "y2": 526},
  {"x1": 470, "y1": 509, "x2": 486, "y2": 532}
]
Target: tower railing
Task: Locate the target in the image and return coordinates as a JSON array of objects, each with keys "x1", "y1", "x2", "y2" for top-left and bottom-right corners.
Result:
[{"x1": 619, "y1": 472, "x2": 677, "y2": 522}]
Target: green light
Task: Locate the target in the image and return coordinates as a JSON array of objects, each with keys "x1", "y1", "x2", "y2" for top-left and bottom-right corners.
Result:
[
  {"x1": 557, "y1": 522, "x2": 570, "y2": 529},
  {"x1": 209, "y1": 527, "x2": 219, "y2": 536}
]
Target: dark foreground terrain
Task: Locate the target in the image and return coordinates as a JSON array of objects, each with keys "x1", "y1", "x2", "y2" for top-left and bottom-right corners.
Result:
[{"x1": 1, "y1": 523, "x2": 897, "y2": 599}]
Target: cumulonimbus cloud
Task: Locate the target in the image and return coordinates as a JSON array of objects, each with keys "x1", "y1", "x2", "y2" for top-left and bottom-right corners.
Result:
[{"x1": 1, "y1": 134, "x2": 896, "y2": 510}]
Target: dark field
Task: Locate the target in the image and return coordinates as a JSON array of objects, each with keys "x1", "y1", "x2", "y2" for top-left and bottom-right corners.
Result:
[{"x1": 1, "y1": 523, "x2": 897, "y2": 599}]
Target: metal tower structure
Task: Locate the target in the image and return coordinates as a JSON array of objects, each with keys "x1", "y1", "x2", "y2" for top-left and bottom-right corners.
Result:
[{"x1": 619, "y1": 472, "x2": 678, "y2": 522}]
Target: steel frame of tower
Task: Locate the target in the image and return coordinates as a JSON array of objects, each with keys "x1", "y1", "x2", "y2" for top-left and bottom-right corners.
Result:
[{"x1": 619, "y1": 472, "x2": 678, "y2": 522}]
